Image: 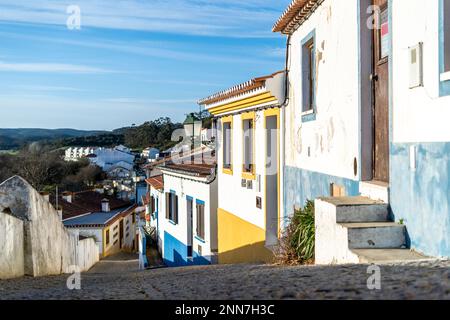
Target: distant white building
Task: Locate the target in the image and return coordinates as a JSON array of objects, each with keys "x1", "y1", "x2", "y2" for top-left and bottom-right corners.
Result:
[
  {"x1": 200, "y1": 128, "x2": 213, "y2": 143},
  {"x1": 107, "y1": 161, "x2": 134, "y2": 179},
  {"x1": 141, "y1": 147, "x2": 160, "y2": 162},
  {"x1": 89, "y1": 145, "x2": 135, "y2": 171},
  {"x1": 65, "y1": 147, "x2": 97, "y2": 161}
]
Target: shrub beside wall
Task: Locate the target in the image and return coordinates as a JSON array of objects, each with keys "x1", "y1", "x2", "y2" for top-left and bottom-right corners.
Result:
[{"x1": 276, "y1": 200, "x2": 315, "y2": 265}]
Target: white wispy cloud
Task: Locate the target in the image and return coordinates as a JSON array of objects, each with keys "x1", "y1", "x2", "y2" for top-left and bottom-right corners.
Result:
[
  {"x1": 0, "y1": 61, "x2": 114, "y2": 74},
  {"x1": 0, "y1": 0, "x2": 290, "y2": 38}
]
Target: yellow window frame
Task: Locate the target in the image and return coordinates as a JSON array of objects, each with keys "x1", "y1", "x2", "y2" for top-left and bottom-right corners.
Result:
[
  {"x1": 241, "y1": 111, "x2": 256, "y2": 180},
  {"x1": 222, "y1": 115, "x2": 233, "y2": 175}
]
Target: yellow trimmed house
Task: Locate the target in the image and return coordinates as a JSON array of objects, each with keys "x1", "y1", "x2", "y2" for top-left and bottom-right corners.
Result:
[{"x1": 198, "y1": 71, "x2": 286, "y2": 264}]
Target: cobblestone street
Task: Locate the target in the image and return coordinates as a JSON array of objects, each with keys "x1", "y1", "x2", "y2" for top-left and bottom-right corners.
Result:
[{"x1": 0, "y1": 257, "x2": 449, "y2": 300}]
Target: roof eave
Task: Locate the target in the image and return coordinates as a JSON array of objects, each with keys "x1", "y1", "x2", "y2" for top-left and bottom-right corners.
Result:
[{"x1": 272, "y1": 0, "x2": 323, "y2": 35}]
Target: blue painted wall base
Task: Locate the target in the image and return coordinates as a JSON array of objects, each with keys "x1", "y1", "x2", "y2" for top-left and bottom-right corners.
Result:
[
  {"x1": 163, "y1": 231, "x2": 211, "y2": 267},
  {"x1": 390, "y1": 142, "x2": 450, "y2": 258},
  {"x1": 284, "y1": 166, "x2": 360, "y2": 219}
]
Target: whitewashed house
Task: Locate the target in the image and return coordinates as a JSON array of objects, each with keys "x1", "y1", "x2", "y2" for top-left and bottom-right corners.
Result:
[
  {"x1": 65, "y1": 147, "x2": 97, "y2": 161},
  {"x1": 145, "y1": 174, "x2": 165, "y2": 249},
  {"x1": 141, "y1": 147, "x2": 160, "y2": 162},
  {"x1": 198, "y1": 71, "x2": 285, "y2": 264},
  {"x1": 154, "y1": 155, "x2": 218, "y2": 267},
  {"x1": 273, "y1": 0, "x2": 450, "y2": 263},
  {"x1": 89, "y1": 146, "x2": 135, "y2": 171}
]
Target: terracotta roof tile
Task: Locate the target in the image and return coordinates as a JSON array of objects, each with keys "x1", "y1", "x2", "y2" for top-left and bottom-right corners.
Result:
[
  {"x1": 145, "y1": 175, "x2": 164, "y2": 191},
  {"x1": 50, "y1": 190, "x2": 131, "y2": 220},
  {"x1": 273, "y1": 0, "x2": 322, "y2": 34},
  {"x1": 198, "y1": 71, "x2": 285, "y2": 106}
]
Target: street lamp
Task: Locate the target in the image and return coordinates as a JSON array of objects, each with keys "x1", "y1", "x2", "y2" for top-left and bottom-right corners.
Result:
[{"x1": 183, "y1": 112, "x2": 202, "y2": 151}]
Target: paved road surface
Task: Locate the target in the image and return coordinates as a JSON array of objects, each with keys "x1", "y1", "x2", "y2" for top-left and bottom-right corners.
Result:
[{"x1": 0, "y1": 256, "x2": 449, "y2": 300}]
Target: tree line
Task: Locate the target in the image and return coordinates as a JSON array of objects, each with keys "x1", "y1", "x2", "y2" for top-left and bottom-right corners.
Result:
[{"x1": 0, "y1": 145, "x2": 104, "y2": 192}]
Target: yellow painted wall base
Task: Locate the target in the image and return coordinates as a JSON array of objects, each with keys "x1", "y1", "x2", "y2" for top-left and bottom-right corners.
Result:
[{"x1": 218, "y1": 208, "x2": 273, "y2": 264}]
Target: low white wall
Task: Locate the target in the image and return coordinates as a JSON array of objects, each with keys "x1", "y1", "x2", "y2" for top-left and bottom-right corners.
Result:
[
  {"x1": 315, "y1": 198, "x2": 359, "y2": 265},
  {"x1": 0, "y1": 212, "x2": 24, "y2": 279},
  {"x1": 78, "y1": 238, "x2": 100, "y2": 272},
  {"x1": 0, "y1": 176, "x2": 100, "y2": 278}
]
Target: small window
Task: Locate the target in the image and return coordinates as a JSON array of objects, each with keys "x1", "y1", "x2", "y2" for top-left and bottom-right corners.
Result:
[
  {"x1": 302, "y1": 36, "x2": 315, "y2": 113},
  {"x1": 132, "y1": 213, "x2": 135, "y2": 224},
  {"x1": 222, "y1": 118, "x2": 232, "y2": 171},
  {"x1": 242, "y1": 116, "x2": 254, "y2": 174},
  {"x1": 196, "y1": 202, "x2": 205, "y2": 240},
  {"x1": 445, "y1": 0, "x2": 450, "y2": 72},
  {"x1": 165, "y1": 192, "x2": 178, "y2": 224},
  {"x1": 150, "y1": 195, "x2": 155, "y2": 213},
  {"x1": 106, "y1": 229, "x2": 110, "y2": 245}
]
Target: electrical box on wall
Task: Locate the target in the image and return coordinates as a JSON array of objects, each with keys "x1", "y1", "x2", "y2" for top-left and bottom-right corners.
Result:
[{"x1": 409, "y1": 42, "x2": 423, "y2": 89}]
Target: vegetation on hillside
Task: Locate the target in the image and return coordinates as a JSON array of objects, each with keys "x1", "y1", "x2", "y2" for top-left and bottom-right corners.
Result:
[
  {"x1": 0, "y1": 145, "x2": 105, "y2": 191},
  {"x1": 0, "y1": 128, "x2": 106, "y2": 150},
  {"x1": 275, "y1": 200, "x2": 315, "y2": 265},
  {"x1": 122, "y1": 117, "x2": 183, "y2": 151},
  {"x1": 0, "y1": 113, "x2": 212, "y2": 152},
  {"x1": 52, "y1": 133, "x2": 125, "y2": 149}
]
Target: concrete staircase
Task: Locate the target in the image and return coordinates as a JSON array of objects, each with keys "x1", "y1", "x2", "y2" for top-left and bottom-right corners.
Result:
[{"x1": 315, "y1": 190, "x2": 429, "y2": 264}]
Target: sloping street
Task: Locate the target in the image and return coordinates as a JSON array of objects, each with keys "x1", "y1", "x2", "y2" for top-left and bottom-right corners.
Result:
[{"x1": 0, "y1": 255, "x2": 449, "y2": 300}]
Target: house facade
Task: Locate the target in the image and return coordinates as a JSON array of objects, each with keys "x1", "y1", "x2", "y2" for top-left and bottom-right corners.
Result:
[
  {"x1": 273, "y1": 0, "x2": 450, "y2": 259},
  {"x1": 65, "y1": 147, "x2": 97, "y2": 161},
  {"x1": 145, "y1": 174, "x2": 165, "y2": 250},
  {"x1": 157, "y1": 158, "x2": 218, "y2": 267},
  {"x1": 198, "y1": 71, "x2": 285, "y2": 264},
  {"x1": 51, "y1": 190, "x2": 137, "y2": 258},
  {"x1": 90, "y1": 145, "x2": 135, "y2": 172}
]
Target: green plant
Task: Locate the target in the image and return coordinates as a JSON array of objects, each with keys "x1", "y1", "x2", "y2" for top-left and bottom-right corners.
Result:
[{"x1": 275, "y1": 200, "x2": 315, "y2": 265}]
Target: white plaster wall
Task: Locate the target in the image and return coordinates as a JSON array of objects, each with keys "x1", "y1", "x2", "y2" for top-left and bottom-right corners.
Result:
[
  {"x1": 77, "y1": 238, "x2": 100, "y2": 272},
  {"x1": 0, "y1": 212, "x2": 24, "y2": 279},
  {"x1": 0, "y1": 176, "x2": 99, "y2": 277},
  {"x1": 285, "y1": 0, "x2": 361, "y2": 180},
  {"x1": 161, "y1": 173, "x2": 217, "y2": 259},
  {"x1": 78, "y1": 228, "x2": 103, "y2": 255},
  {"x1": 392, "y1": 0, "x2": 450, "y2": 143}
]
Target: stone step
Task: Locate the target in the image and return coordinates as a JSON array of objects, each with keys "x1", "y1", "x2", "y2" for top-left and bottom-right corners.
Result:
[
  {"x1": 359, "y1": 181, "x2": 389, "y2": 203},
  {"x1": 351, "y1": 249, "x2": 430, "y2": 264},
  {"x1": 340, "y1": 222, "x2": 406, "y2": 249},
  {"x1": 318, "y1": 196, "x2": 389, "y2": 223}
]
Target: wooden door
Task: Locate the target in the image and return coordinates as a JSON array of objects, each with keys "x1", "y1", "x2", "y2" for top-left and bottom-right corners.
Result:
[
  {"x1": 372, "y1": 0, "x2": 390, "y2": 183},
  {"x1": 119, "y1": 219, "x2": 124, "y2": 249},
  {"x1": 187, "y1": 198, "x2": 193, "y2": 258}
]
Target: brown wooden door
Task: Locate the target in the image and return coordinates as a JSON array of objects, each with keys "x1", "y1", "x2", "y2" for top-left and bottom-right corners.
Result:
[
  {"x1": 119, "y1": 219, "x2": 124, "y2": 249},
  {"x1": 372, "y1": 0, "x2": 390, "y2": 183}
]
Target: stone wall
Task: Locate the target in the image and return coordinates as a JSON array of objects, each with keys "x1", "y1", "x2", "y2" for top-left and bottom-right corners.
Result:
[
  {"x1": 0, "y1": 211, "x2": 24, "y2": 279},
  {"x1": 0, "y1": 176, "x2": 99, "y2": 279}
]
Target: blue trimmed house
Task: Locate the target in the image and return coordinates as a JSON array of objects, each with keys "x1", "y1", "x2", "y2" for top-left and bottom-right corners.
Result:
[
  {"x1": 154, "y1": 154, "x2": 218, "y2": 267},
  {"x1": 273, "y1": 0, "x2": 450, "y2": 262}
]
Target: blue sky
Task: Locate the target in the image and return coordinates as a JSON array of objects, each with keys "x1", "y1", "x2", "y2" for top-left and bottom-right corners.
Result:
[{"x1": 0, "y1": 0, "x2": 291, "y2": 130}]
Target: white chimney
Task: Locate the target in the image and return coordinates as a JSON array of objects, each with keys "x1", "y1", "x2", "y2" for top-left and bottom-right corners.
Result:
[
  {"x1": 62, "y1": 192, "x2": 73, "y2": 203},
  {"x1": 101, "y1": 199, "x2": 110, "y2": 212},
  {"x1": 95, "y1": 187, "x2": 104, "y2": 194},
  {"x1": 40, "y1": 192, "x2": 50, "y2": 202}
]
